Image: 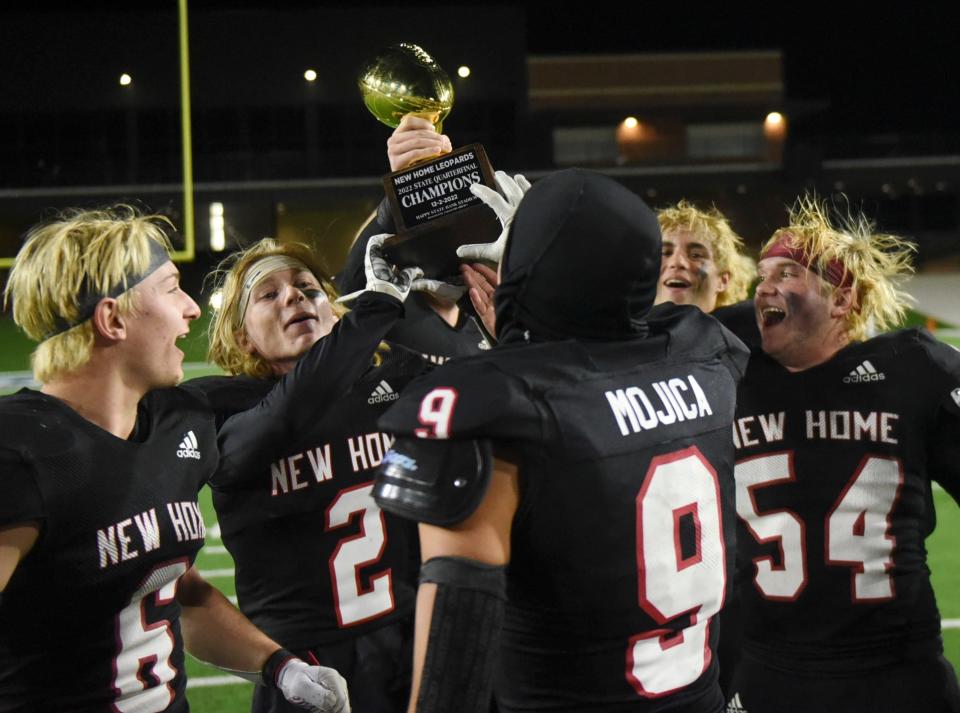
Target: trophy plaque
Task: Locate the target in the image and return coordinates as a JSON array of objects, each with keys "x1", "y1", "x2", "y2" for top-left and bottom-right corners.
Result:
[{"x1": 358, "y1": 43, "x2": 500, "y2": 278}]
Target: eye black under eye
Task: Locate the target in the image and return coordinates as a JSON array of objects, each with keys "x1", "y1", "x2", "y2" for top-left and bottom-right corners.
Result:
[{"x1": 302, "y1": 288, "x2": 323, "y2": 299}]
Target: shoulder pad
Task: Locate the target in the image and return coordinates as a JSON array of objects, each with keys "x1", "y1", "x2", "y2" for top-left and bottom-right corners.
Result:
[
  {"x1": 648, "y1": 303, "x2": 724, "y2": 354},
  {"x1": 647, "y1": 302, "x2": 750, "y2": 376},
  {"x1": 713, "y1": 299, "x2": 761, "y2": 349},
  {"x1": 152, "y1": 384, "x2": 213, "y2": 409},
  {"x1": 181, "y1": 375, "x2": 272, "y2": 418},
  {"x1": 915, "y1": 329, "x2": 960, "y2": 414},
  {"x1": 374, "y1": 436, "x2": 493, "y2": 526}
]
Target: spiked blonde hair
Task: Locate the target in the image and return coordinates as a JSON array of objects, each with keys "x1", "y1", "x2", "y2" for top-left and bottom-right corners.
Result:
[
  {"x1": 207, "y1": 238, "x2": 347, "y2": 378},
  {"x1": 4, "y1": 206, "x2": 173, "y2": 382},
  {"x1": 761, "y1": 195, "x2": 916, "y2": 341},
  {"x1": 657, "y1": 201, "x2": 754, "y2": 308}
]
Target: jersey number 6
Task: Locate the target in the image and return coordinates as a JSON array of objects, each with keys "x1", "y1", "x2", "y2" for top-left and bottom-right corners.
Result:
[{"x1": 112, "y1": 559, "x2": 188, "y2": 713}]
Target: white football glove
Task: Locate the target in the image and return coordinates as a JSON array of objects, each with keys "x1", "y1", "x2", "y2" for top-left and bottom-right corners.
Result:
[
  {"x1": 410, "y1": 276, "x2": 468, "y2": 303},
  {"x1": 337, "y1": 233, "x2": 423, "y2": 303},
  {"x1": 276, "y1": 658, "x2": 351, "y2": 713},
  {"x1": 457, "y1": 171, "x2": 532, "y2": 264}
]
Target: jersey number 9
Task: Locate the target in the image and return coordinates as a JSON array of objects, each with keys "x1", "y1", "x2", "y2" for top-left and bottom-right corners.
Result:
[{"x1": 627, "y1": 446, "x2": 726, "y2": 697}]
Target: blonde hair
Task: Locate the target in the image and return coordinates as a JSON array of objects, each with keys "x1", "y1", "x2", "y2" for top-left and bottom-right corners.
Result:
[
  {"x1": 4, "y1": 205, "x2": 173, "y2": 382},
  {"x1": 762, "y1": 194, "x2": 916, "y2": 341},
  {"x1": 207, "y1": 238, "x2": 347, "y2": 378},
  {"x1": 657, "y1": 201, "x2": 754, "y2": 307}
]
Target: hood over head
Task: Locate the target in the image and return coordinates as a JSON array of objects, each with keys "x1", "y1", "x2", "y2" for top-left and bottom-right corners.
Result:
[{"x1": 495, "y1": 168, "x2": 662, "y2": 343}]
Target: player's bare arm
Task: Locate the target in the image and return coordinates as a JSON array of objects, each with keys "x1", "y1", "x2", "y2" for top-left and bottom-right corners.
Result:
[
  {"x1": 0, "y1": 522, "x2": 39, "y2": 593},
  {"x1": 177, "y1": 565, "x2": 280, "y2": 673},
  {"x1": 178, "y1": 566, "x2": 351, "y2": 712},
  {"x1": 408, "y1": 457, "x2": 518, "y2": 713}
]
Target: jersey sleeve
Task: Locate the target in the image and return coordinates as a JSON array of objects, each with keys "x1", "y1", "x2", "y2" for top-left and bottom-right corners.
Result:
[
  {"x1": 919, "y1": 331, "x2": 960, "y2": 501},
  {"x1": 718, "y1": 320, "x2": 751, "y2": 383},
  {"x1": 211, "y1": 291, "x2": 404, "y2": 490},
  {"x1": 181, "y1": 375, "x2": 270, "y2": 429},
  {"x1": 650, "y1": 302, "x2": 750, "y2": 385},
  {"x1": 378, "y1": 357, "x2": 542, "y2": 443},
  {"x1": 713, "y1": 299, "x2": 761, "y2": 350},
  {"x1": 0, "y1": 447, "x2": 45, "y2": 527}
]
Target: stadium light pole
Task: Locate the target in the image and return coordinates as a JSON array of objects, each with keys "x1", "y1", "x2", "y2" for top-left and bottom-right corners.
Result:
[{"x1": 173, "y1": 0, "x2": 196, "y2": 263}]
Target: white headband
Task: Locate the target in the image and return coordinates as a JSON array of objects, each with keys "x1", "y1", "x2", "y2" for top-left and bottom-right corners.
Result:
[{"x1": 236, "y1": 255, "x2": 313, "y2": 326}]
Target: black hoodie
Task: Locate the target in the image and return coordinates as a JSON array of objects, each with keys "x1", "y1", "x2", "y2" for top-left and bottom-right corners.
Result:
[{"x1": 495, "y1": 168, "x2": 662, "y2": 344}]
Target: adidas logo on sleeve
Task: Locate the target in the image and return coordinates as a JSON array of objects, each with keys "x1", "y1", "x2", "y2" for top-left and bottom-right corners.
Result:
[
  {"x1": 368, "y1": 380, "x2": 400, "y2": 405},
  {"x1": 842, "y1": 359, "x2": 885, "y2": 384},
  {"x1": 176, "y1": 430, "x2": 201, "y2": 460}
]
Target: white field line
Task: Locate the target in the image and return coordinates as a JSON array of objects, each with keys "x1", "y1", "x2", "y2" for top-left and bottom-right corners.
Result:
[
  {"x1": 187, "y1": 675, "x2": 252, "y2": 689},
  {"x1": 197, "y1": 568, "x2": 235, "y2": 579}
]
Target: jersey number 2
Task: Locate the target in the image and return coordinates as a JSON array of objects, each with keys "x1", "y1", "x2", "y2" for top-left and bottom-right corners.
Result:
[
  {"x1": 627, "y1": 447, "x2": 726, "y2": 697},
  {"x1": 326, "y1": 483, "x2": 395, "y2": 627}
]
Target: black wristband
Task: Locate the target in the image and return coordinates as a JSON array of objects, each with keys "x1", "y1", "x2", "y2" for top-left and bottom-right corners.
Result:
[{"x1": 261, "y1": 647, "x2": 296, "y2": 688}]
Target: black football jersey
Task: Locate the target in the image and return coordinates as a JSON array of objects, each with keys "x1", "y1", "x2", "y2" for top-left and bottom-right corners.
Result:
[
  {"x1": 733, "y1": 329, "x2": 960, "y2": 673},
  {"x1": 713, "y1": 300, "x2": 760, "y2": 351},
  {"x1": 0, "y1": 389, "x2": 217, "y2": 713},
  {"x1": 379, "y1": 304, "x2": 749, "y2": 712},
  {"x1": 191, "y1": 346, "x2": 426, "y2": 650},
  {"x1": 384, "y1": 292, "x2": 491, "y2": 365}
]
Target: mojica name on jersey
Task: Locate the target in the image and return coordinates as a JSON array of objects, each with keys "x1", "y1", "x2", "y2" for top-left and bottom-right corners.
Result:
[{"x1": 605, "y1": 375, "x2": 713, "y2": 436}]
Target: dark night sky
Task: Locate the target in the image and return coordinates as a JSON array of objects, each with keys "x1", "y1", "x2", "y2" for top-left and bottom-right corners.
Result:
[
  {"x1": 3, "y1": 2, "x2": 957, "y2": 134},
  {"x1": 522, "y1": 4, "x2": 957, "y2": 133}
]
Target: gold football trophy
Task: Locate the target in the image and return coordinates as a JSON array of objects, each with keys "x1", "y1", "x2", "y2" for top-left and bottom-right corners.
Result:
[{"x1": 358, "y1": 43, "x2": 499, "y2": 278}]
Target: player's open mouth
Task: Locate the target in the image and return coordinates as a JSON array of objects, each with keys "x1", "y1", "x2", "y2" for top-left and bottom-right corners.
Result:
[
  {"x1": 664, "y1": 278, "x2": 691, "y2": 288},
  {"x1": 285, "y1": 313, "x2": 316, "y2": 328},
  {"x1": 760, "y1": 307, "x2": 786, "y2": 327}
]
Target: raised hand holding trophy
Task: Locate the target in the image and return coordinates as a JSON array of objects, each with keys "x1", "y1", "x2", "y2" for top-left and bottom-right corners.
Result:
[{"x1": 358, "y1": 43, "x2": 501, "y2": 278}]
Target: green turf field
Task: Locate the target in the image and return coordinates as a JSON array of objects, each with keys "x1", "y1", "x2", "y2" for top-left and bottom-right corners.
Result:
[
  {"x1": 930, "y1": 486, "x2": 960, "y2": 672},
  {"x1": 185, "y1": 488, "x2": 253, "y2": 712}
]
